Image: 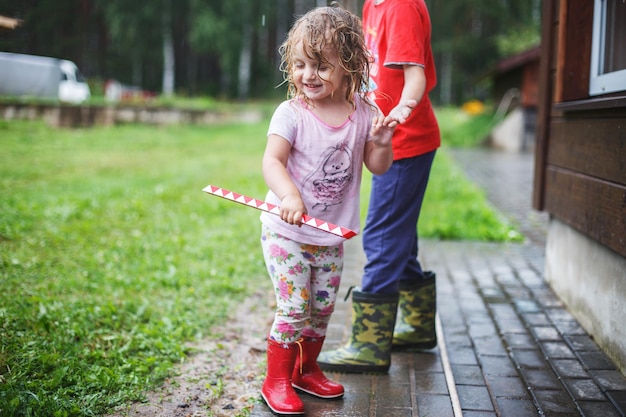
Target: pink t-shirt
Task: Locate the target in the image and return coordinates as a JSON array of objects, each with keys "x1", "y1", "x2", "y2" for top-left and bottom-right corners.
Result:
[{"x1": 261, "y1": 96, "x2": 377, "y2": 246}]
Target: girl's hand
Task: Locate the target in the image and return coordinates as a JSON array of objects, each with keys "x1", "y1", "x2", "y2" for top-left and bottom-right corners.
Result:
[
  {"x1": 370, "y1": 113, "x2": 395, "y2": 147},
  {"x1": 385, "y1": 99, "x2": 418, "y2": 126},
  {"x1": 279, "y1": 193, "x2": 307, "y2": 226}
]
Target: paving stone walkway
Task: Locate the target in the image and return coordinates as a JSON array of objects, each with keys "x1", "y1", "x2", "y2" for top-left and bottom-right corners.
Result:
[{"x1": 251, "y1": 148, "x2": 626, "y2": 417}]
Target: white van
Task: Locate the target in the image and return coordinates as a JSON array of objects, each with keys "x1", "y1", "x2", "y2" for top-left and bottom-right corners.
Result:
[{"x1": 0, "y1": 52, "x2": 91, "y2": 104}]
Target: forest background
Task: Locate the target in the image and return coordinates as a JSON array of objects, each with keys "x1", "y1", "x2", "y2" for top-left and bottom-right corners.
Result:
[{"x1": 0, "y1": 0, "x2": 541, "y2": 105}]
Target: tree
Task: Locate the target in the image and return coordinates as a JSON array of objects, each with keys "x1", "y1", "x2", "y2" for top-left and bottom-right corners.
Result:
[
  {"x1": 162, "y1": 0, "x2": 175, "y2": 96},
  {"x1": 95, "y1": 0, "x2": 163, "y2": 89},
  {"x1": 427, "y1": 0, "x2": 541, "y2": 105},
  {"x1": 0, "y1": 0, "x2": 540, "y2": 103}
]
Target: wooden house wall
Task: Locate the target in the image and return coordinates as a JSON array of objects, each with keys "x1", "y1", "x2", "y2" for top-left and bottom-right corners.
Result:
[
  {"x1": 521, "y1": 60, "x2": 540, "y2": 108},
  {"x1": 534, "y1": 0, "x2": 626, "y2": 258},
  {"x1": 493, "y1": 70, "x2": 523, "y2": 109},
  {"x1": 492, "y1": 49, "x2": 540, "y2": 110}
]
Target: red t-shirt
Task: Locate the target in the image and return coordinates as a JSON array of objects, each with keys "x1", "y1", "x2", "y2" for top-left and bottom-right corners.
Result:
[{"x1": 363, "y1": 0, "x2": 441, "y2": 160}]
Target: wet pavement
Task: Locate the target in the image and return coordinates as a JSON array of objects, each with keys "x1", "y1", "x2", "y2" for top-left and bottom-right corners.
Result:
[{"x1": 250, "y1": 148, "x2": 626, "y2": 417}]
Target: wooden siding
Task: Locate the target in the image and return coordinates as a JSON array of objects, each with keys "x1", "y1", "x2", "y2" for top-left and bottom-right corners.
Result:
[
  {"x1": 545, "y1": 110, "x2": 626, "y2": 256},
  {"x1": 548, "y1": 113, "x2": 626, "y2": 185},
  {"x1": 535, "y1": 0, "x2": 626, "y2": 258}
]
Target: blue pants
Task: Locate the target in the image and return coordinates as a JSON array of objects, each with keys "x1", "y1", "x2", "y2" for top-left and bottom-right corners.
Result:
[{"x1": 361, "y1": 151, "x2": 436, "y2": 295}]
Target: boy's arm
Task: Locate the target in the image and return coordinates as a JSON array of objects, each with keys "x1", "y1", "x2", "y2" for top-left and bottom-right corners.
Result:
[
  {"x1": 385, "y1": 64, "x2": 425, "y2": 125},
  {"x1": 262, "y1": 134, "x2": 307, "y2": 225},
  {"x1": 364, "y1": 64, "x2": 426, "y2": 175}
]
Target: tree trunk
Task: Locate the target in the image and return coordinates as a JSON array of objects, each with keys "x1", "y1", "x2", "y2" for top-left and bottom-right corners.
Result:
[
  {"x1": 132, "y1": 52, "x2": 142, "y2": 86},
  {"x1": 440, "y1": 50, "x2": 452, "y2": 105},
  {"x1": 238, "y1": 24, "x2": 252, "y2": 100},
  {"x1": 162, "y1": 0, "x2": 175, "y2": 97}
]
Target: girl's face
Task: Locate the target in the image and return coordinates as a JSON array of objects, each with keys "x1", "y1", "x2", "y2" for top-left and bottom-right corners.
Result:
[{"x1": 292, "y1": 41, "x2": 347, "y2": 105}]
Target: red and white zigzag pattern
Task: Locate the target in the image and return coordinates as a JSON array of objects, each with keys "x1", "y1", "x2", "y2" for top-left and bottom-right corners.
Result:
[{"x1": 202, "y1": 184, "x2": 357, "y2": 240}]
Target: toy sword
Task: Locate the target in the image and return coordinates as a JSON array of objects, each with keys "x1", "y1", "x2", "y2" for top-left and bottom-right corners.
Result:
[{"x1": 202, "y1": 185, "x2": 357, "y2": 240}]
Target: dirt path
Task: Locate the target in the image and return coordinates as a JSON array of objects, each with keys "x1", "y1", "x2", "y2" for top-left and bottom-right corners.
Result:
[{"x1": 108, "y1": 288, "x2": 275, "y2": 417}]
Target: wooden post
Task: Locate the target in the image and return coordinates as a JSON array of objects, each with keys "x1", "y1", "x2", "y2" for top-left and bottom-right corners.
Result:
[{"x1": 533, "y1": 0, "x2": 558, "y2": 211}]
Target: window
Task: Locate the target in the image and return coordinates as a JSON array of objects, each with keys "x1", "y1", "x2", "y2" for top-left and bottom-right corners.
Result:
[{"x1": 589, "y1": 0, "x2": 626, "y2": 96}]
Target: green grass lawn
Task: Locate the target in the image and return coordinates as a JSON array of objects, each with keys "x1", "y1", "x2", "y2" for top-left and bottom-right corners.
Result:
[
  {"x1": 435, "y1": 106, "x2": 496, "y2": 148},
  {"x1": 0, "y1": 107, "x2": 520, "y2": 416}
]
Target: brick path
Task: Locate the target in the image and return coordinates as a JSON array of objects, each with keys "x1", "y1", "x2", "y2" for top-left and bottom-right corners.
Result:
[{"x1": 251, "y1": 148, "x2": 626, "y2": 417}]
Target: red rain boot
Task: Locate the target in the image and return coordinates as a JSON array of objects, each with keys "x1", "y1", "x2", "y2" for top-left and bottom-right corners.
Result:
[
  {"x1": 261, "y1": 339, "x2": 305, "y2": 415},
  {"x1": 292, "y1": 336, "x2": 344, "y2": 399}
]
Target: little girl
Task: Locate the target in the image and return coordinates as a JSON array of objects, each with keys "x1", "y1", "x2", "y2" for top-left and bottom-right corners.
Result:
[{"x1": 259, "y1": 4, "x2": 404, "y2": 415}]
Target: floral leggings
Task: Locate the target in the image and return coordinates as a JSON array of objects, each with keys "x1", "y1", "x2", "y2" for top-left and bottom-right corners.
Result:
[{"x1": 261, "y1": 226, "x2": 343, "y2": 344}]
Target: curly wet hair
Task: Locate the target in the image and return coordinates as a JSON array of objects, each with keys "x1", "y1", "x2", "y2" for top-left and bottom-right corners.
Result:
[{"x1": 279, "y1": 3, "x2": 372, "y2": 109}]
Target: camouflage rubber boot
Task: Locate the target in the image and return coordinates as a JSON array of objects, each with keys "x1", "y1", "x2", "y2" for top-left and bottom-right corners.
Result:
[
  {"x1": 316, "y1": 290, "x2": 398, "y2": 374},
  {"x1": 392, "y1": 271, "x2": 437, "y2": 351}
]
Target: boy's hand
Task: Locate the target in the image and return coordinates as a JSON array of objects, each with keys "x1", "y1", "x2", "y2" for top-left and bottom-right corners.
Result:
[{"x1": 385, "y1": 99, "x2": 418, "y2": 126}]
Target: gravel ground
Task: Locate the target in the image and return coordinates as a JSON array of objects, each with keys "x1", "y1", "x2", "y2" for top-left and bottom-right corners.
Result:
[{"x1": 107, "y1": 288, "x2": 275, "y2": 417}]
